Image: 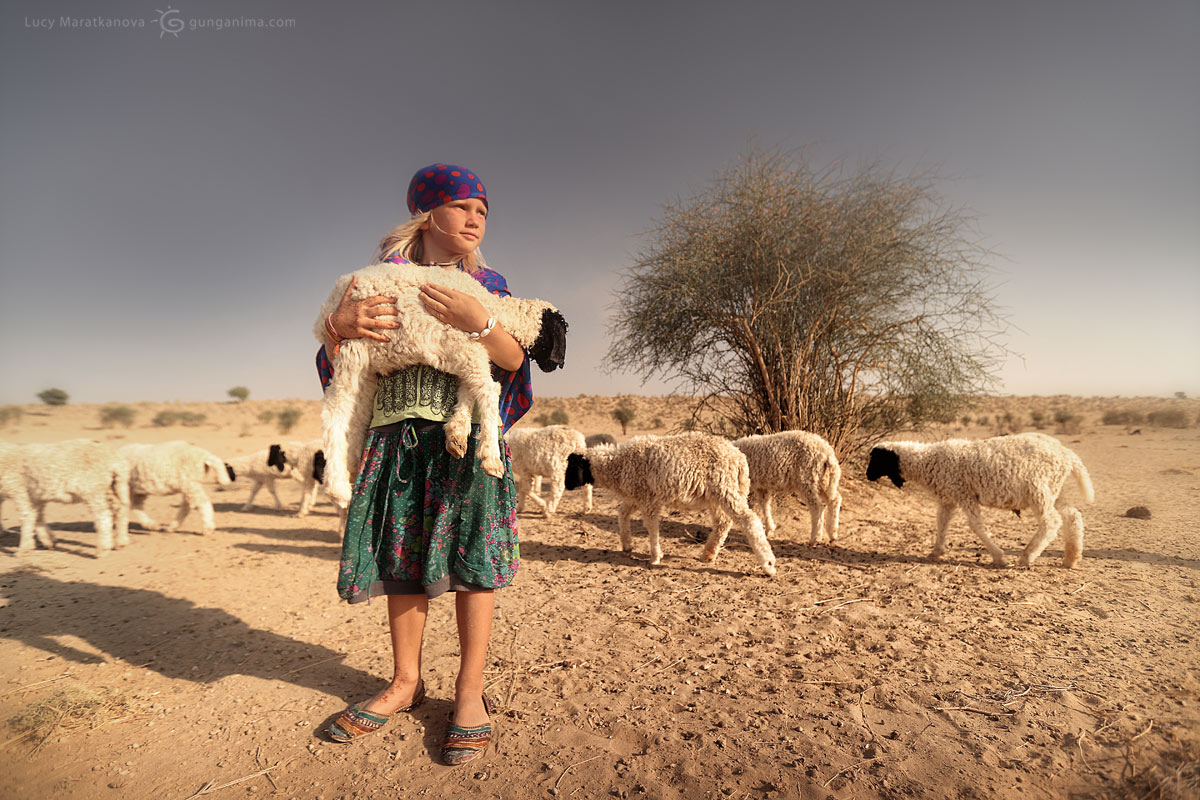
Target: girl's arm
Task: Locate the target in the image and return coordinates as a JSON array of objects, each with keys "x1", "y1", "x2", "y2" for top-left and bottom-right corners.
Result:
[{"x1": 418, "y1": 284, "x2": 525, "y2": 371}]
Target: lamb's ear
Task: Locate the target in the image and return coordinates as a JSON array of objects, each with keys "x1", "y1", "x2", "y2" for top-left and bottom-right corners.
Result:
[
  {"x1": 225, "y1": 464, "x2": 237, "y2": 482},
  {"x1": 866, "y1": 447, "x2": 903, "y2": 488},
  {"x1": 564, "y1": 452, "x2": 592, "y2": 490},
  {"x1": 312, "y1": 450, "x2": 326, "y2": 484},
  {"x1": 268, "y1": 444, "x2": 287, "y2": 471},
  {"x1": 529, "y1": 309, "x2": 568, "y2": 373}
]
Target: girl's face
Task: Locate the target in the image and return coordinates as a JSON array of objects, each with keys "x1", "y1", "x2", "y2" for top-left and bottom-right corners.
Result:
[{"x1": 422, "y1": 198, "x2": 487, "y2": 261}]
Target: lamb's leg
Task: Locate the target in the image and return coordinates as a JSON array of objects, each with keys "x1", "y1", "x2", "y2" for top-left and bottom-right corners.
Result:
[
  {"x1": 584, "y1": 483, "x2": 593, "y2": 514},
  {"x1": 702, "y1": 508, "x2": 733, "y2": 563},
  {"x1": 1059, "y1": 506, "x2": 1084, "y2": 568},
  {"x1": 321, "y1": 341, "x2": 373, "y2": 505},
  {"x1": 241, "y1": 481, "x2": 262, "y2": 512},
  {"x1": 724, "y1": 496, "x2": 776, "y2": 577},
  {"x1": 182, "y1": 484, "x2": 216, "y2": 535},
  {"x1": 616, "y1": 502, "x2": 635, "y2": 552},
  {"x1": 963, "y1": 505, "x2": 1008, "y2": 567},
  {"x1": 826, "y1": 492, "x2": 842, "y2": 543},
  {"x1": 165, "y1": 491, "x2": 191, "y2": 532},
  {"x1": 14, "y1": 494, "x2": 39, "y2": 555},
  {"x1": 805, "y1": 493, "x2": 824, "y2": 545},
  {"x1": 89, "y1": 499, "x2": 115, "y2": 553},
  {"x1": 1018, "y1": 503, "x2": 1063, "y2": 568},
  {"x1": 644, "y1": 506, "x2": 664, "y2": 565},
  {"x1": 112, "y1": 493, "x2": 130, "y2": 549},
  {"x1": 33, "y1": 504, "x2": 54, "y2": 550},
  {"x1": 521, "y1": 479, "x2": 548, "y2": 513},
  {"x1": 546, "y1": 476, "x2": 566, "y2": 517},
  {"x1": 931, "y1": 504, "x2": 955, "y2": 560},
  {"x1": 129, "y1": 494, "x2": 162, "y2": 531},
  {"x1": 268, "y1": 480, "x2": 284, "y2": 509},
  {"x1": 296, "y1": 479, "x2": 318, "y2": 517}
]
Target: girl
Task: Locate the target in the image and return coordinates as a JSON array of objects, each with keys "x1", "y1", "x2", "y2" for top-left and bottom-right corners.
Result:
[{"x1": 315, "y1": 163, "x2": 538, "y2": 765}]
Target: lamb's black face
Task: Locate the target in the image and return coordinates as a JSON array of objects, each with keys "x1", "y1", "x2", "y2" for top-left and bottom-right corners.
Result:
[
  {"x1": 866, "y1": 447, "x2": 904, "y2": 488},
  {"x1": 312, "y1": 450, "x2": 326, "y2": 484},
  {"x1": 225, "y1": 464, "x2": 237, "y2": 482},
  {"x1": 564, "y1": 452, "x2": 593, "y2": 491},
  {"x1": 268, "y1": 444, "x2": 287, "y2": 472},
  {"x1": 529, "y1": 308, "x2": 568, "y2": 372}
]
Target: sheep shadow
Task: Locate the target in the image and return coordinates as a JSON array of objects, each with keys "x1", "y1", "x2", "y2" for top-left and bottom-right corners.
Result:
[
  {"x1": 228, "y1": 525, "x2": 339, "y2": 543},
  {"x1": 1085, "y1": 547, "x2": 1200, "y2": 570},
  {"x1": 517, "y1": 537, "x2": 760, "y2": 579},
  {"x1": 234, "y1": 542, "x2": 342, "y2": 560},
  {"x1": 0, "y1": 573, "x2": 383, "y2": 702}
]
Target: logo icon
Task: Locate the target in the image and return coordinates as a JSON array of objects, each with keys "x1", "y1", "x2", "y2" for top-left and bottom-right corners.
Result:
[{"x1": 155, "y1": 6, "x2": 184, "y2": 38}]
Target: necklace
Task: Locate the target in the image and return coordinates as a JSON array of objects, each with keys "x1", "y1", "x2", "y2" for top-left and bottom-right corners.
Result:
[{"x1": 417, "y1": 259, "x2": 462, "y2": 269}]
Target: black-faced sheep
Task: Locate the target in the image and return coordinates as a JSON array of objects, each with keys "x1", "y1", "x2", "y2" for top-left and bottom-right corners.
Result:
[
  {"x1": 734, "y1": 430, "x2": 843, "y2": 545},
  {"x1": 866, "y1": 432, "x2": 1094, "y2": 568},
  {"x1": 225, "y1": 444, "x2": 290, "y2": 511},
  {"x1": 314, "y1": 263, "x2": 566, "y2": 505},
  {"x1": 564, "y1": 432, "x2": 776, "y2": 576}
]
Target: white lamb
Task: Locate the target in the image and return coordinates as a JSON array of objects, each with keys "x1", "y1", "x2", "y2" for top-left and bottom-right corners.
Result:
[
  {"x1": 734, "y1": 430, "x2": 843, "y2": 545},
  {"x1": 505, "y1": 425, "x2": 588, "y2": 516},
  {"x1": 119, "y1": 441, "x2": 232, "y2": 536},
  {"x1": 563, "y1": 432, "x2": 776, "y2": 576},
  {"x1": 283, "y1": 439, "x2": 328, "y2": 517},
  {"x1": 225, "y1": 444, "x2": 291, "y2": 511},
  {"x1": 0, "y1": 439, "x2": 131, "y2": 555},
  {"x1": 866, "y1": 432, "x2": 1095, "y2": 568},
  {"x1": 314, "y1": 263, "x2": 567, "y2": 505}
]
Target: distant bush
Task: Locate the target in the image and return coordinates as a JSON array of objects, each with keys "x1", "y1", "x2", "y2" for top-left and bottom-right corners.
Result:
[
  {"x1": 0, "y1": 406, "x2": 23, "y2": 427},
  {"x1": 1101, "y1": 409, "x2": 1145, "y2": 426},
  {"x1": 976, "y1": 415, "x2": 989, "y2": 428},
  {"x1": 276, "y1": 408, "x2": 301, "y2": 434},
  {"x1": 959, "y1": 415, "x2": 972, "y2": 428},
  {"x1": 650, "y1": 417, "x2": 664, "y2": 429},
  {"x1": 999, "y1": 411, "x2": 1019, "y2": 433},
  {"x1": 152, "y1": 410, "x2": 207, "y2": 427},
  {"x1": 37, "y1": 388, "x2": 69, "y2": 406},
  {"x1": 227, "y1": 386, "x2": 250, "y2": 402},
  {"x1": 1147, "y1": 409, "x2": 1190, "y2": 429},
  {"x1": 548, "y1": 409, "x2": 569, "y2": 425},
  {"x1": 1054, "y1": 410, "x2": 1082, "y2": 435},
  {"x1": 612, "y1": 405, "x2": 636, "y2": 434},
  {"x1": 257, "y1": 411, "x2": 276, "y2": 424},
  {"x1": 1029, "y1": 410, "x2": 1048, "y2": 430},
  {"x1": 98, "y1": 406, "x2": 136, "y2": 428}
]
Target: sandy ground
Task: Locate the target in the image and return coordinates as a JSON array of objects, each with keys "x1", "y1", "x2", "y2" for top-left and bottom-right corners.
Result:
[{"x1": 1, "y1": 397, "x2": 1198, "y2": 799}]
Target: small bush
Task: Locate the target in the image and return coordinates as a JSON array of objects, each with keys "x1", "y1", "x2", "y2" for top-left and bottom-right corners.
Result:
[
  {"x1": 277, "y1": 408, "x2": 301, "y2": 434},
  {"x1": 152, "y1": 410, "x2": 207, "y2": 427},
  {"x1": 0, "y1": 406, "x2": 23, "y2": 427},
  {"x1": 650, "y1": 417, "x2": 664, "y2": 429},
  {"x1": 1101, "y1": 409, "x2": 1145, "y2": 426},
  {"x1": 612, "y1": 405, "x2": 636, "y2": 434},
  {"x1": 98, "y1": 405, "x2": 136, "y2": 428},
  {"x1": 1029, "y1": 410, "x2": 1048, "y2": 429},
  {"x1": 1147, "y1": 409, "x2": 1190, "y2": 429},
  {"x1": 257, "y1": 411, "x2": 276, "y2": 424},
  {"x1": 959, "y1": 415, "x2": 972, "y2": 428},
  {"x1": 1054, "y1": 410, "x2": 1082, "y2": 435},
  {"x1": 548, "y1": 409, "x2": 569, "y2": 425},
  {"x1": 976, "y1": 415, "x2": 989, "y2": 428},
  {"x1": 37, "y1": 388, "x2": 69, "y2": 406},
  {"x1": 227, "y1": 386, "x2": 250, "y2": 402}
]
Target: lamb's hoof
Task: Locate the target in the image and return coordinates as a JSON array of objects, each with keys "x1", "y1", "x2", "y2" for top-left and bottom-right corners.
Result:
[
  {"x1": 1062, "y1": 555, "x2": 1081, "y2": 569},
  {"x1": 761, "y1": 560, "x2": 777, "y2": 577},
  {"x1": 240, "y1": 504, "x2": 253, "y2": 512},
  {"x1": 701, "y1": 549, "x2": 718, "y2": 563},
  {"x1": 928, "y1": 550, "x2": 945, "y2": 562},
  {"x1": 480, "y1": 456, "x2": 505, "y2": 479},
  {"x1": 444, "y1": 435, "x2": 468, "y2": 460}
]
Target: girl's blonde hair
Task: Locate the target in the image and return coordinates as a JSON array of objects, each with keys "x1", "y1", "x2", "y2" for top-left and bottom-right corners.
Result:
[{"x1": 373, "y1": 211, "x2": 486, "y2": 269}]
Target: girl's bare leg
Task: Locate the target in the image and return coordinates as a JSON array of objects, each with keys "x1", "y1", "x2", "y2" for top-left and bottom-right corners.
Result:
[
  {"x1": 363, "y1": 593, "x2": 428, "y2": 714},
  {"x1": 454, "y1": 589, "x2": 494, "y2": 726}
]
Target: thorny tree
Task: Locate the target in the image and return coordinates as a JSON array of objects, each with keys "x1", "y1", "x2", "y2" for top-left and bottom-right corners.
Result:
[{"x1": 606, "y1": 150, "x2": 1007, "y2": 456}]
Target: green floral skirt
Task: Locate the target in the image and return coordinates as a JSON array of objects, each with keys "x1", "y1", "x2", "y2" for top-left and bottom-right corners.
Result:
[{"x1": 337, "y1": 421, "x2": 519, "y2": 603}]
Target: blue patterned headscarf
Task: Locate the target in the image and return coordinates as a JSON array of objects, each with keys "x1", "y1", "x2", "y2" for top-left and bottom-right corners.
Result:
[{"x1": 406, "y1": 164, "x2": 488, "y2": 214}]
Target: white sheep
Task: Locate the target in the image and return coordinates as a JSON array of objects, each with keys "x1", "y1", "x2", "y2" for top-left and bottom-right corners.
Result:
[
  {"x1": 734, "y1": 430, "x2": 843, "y2": 545},
  {"x1": 563, "y1": 432, "x2": 776, "y2": 576},
  {"x1": 283, "y1": 439, "x2": 328, "y2": 517},
  {"x1": 505, "y1": 425, "x2": 588, "y2": 516},
  {"x1": 314, "y1": 263, "x2": 566, "y2": 505},
  {"x1": 0, "y1": 439, "x2": 131, "y2": 555},
  {"x1": 866, "y1": 432, "x2": 1095, "y2": 568},
  {"x1": 119, "y1": 441, "x2": 232, "y2": 536},
  {"x1": 225, "y1": 444, "x2": 291, "y2": 511}
]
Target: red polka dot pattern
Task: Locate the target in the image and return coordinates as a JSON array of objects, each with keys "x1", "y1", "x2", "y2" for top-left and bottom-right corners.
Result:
[{"x1": 406, "y1": 163, "x2": 488, "y2": 214}]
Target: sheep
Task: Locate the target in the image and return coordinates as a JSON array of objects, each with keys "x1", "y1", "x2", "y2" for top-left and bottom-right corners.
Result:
[
  {"x1": 585, "y1": 433, "x2": 617, "y2": 447},
  {"x1": 119, "y1": 441, "x2": 232, "y2": 536},
  {"x1": 283, "y1": 439, "x2": 328, "y2": 517},
  {"x1": 0, "y1": 439, "x2": 130, "y2": 555},
  {"x1": 505, "y1": 425, "x2": 588, "y2": 516},
  {"x1": 734, "y1": 430, "x2": 843, "y2": 545},
  {"x1": 314, "y1": 262, "x2": 567, "y2": 506},
  {"x1": 225, "y1": 444, "x2": 290, "y2": 511},
  {"x1": 866, "y1": 432, "x2": 1095, "y2": 568},
  {"x1": 563, "y1": 432, "x2": 776, "y2": 576}
]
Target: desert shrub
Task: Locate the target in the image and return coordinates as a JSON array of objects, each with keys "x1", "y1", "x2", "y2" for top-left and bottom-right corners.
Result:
[
  {"x1": 1147, "y1": 409, "x2": 1190, "y2": 429},
  {"x1": 612, "y1": 405, "x2": 636, "y2": 435},
  {"x1": 650, "y1": 417, "x2": 664, "y2": 429},
  {"x1": 98, "y1": 405, "x2": 136, "y2": 428},
  {"x1": 1054, "y1": 410, "x2": 1082, "y2": 434},
  {"x1": 276, "y1": 408, "x2": 302, "y2": 434},
  {"x1": 227, "y1": 386, "x2": 250, "y2": 402},
  {"x1": 959, "y1": 415, "x2": 972, "y2": 428},
  {"x1": 152, "y1": 410, "x2": 207, "y2": 427},
  {"x1": 976, "y1": 415, "x2": 989, "y2": 428},
  {"x1": 1029, "y1": 410, "x2": 1048, "y2": 429},
  {"x1": 1101, "y1": 409, "x2": 1144, "y2": 426},
  {"x1": 37, "y1": 388, "x2": 69, "y2": 406},
  {"x1": 999, "y1": 411, "x2": 1019, "y2": 433},
  {"x1": 258, "y1": 410, "x2": 276, "y2": 424},
  {"x1": 549, "y1": 409, "x2": 569, "y2": 425},
  {"x1": 0, "y1": 406, "x2": 23, "y2": 426}
]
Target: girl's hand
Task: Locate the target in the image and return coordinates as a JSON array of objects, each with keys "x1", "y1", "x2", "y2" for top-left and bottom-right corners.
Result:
[
  {"x1": 330, "y1": 276, "x2": 400, "y2": 343},
  {"x1": 419, "y1": 284, "x2": 490, "y2": 333}
]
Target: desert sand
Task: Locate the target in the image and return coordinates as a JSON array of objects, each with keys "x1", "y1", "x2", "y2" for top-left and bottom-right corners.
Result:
[{"x1": 1, "y1": 396, "x2": 1197, "y2": 799}]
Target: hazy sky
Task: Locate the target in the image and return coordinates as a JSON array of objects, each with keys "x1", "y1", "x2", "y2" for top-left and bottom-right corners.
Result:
[{"x1": 2, "y1": 0, "x2": 1197, "y2": 404}]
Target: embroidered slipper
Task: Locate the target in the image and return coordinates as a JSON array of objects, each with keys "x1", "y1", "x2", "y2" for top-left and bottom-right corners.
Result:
[
  {"x1": 326, "y1": 680, "x2": 425, "y2": 744},
  {"x1": 441, "y1": 694, "x2": 496, "y2": 766}
]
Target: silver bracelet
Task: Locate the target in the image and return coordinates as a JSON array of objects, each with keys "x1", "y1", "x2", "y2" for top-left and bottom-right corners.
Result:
[{"x1": 468, "y1": 316, "x2": 496, "y2": 340}]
